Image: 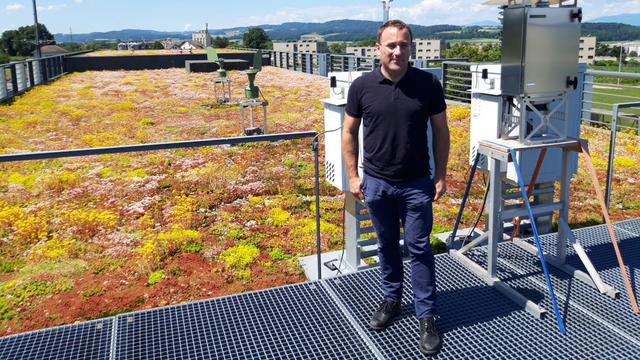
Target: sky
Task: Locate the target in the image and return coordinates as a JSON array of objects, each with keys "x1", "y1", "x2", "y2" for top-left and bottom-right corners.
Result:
[{"x1": 1, "y1": 0, "x2": 640, "y2": 34}]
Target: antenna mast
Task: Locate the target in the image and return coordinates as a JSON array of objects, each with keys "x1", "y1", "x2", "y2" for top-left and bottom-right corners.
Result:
[{"x1": 381, "y1": 0, "x2": 393, "y2": 23}]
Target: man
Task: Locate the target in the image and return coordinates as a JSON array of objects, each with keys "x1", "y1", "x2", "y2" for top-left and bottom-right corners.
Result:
[{"x1": 342, "y1": 20, "x2": 450, "y2": 356}]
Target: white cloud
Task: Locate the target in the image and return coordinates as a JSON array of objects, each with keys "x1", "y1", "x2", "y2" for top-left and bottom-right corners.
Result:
[
  {"x1": 231, "y1": 2, "x2": 499, "y2": 28},
  {"x1": 36, "y1": 4, "x2": 68, "y2": 12},
  {"x1": 233, "y1": 0, "x2": 640, "y2": 29},
  {"x1": 6, "y1": 4, "x2": 24, "y2": 11},
  {"x1": 184, "y1": 23, "x2": 193, "y2": 31},
  {"x1": 581, "y1": 0, "x2": 640, "y2": 20},
  {"x1": 392, "y1": 0, "x2": 499, "y2": 26},
  {"x1": 74, "y1": 0, "x2": 84, "y2": 3},
  {"x1": 241, "y1": 5, "x2": 377, "y2": 27}
]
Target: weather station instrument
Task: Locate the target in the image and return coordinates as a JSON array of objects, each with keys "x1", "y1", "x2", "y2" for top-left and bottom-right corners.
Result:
[
  {"x1": 208, "y1": 47, "x2": 232, "y2": 104},
  {"x1": 239, "y1": 50, "x2": 269, "y2": 136},
  {"x1": 450, "y1": 0, "x2": 639, "y2": 336}
]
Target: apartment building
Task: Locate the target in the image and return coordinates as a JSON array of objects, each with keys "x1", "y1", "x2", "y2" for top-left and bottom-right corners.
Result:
[
  {"x1": 347, "y1": 39, "x2": 445, "y2": 60},
  {"x1": 578, "y1": 36, "x2": 596, "y2": 64},
  {"x1": 346, "y1": 46, "x2": 376, "y2": 58},
  {"x1": 272, "y1": 39, "x2": 329, "y2": 54},
  {"x1": 413, "y1": 39, "x2": 446, "y2": 60}
]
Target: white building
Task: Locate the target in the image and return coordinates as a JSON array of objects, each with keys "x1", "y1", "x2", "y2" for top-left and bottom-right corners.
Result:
[
  {"x1": 180, "y1": 41, "x2": 203, "y2": 51},
  {"x1": 347, "y1": 39, "x2": 446, "y2": 60},
  {"x1": 192, "y1": 24, "x2": 212, "y2": 48},
  {"x1": 346, "y1": 46, "x2": 376, "y2": 58},
  {"x1": 413, "y1": 39, "x2": 446, "y2": 60},
  {"x1": 272, "y1": 39, "x2": 329, "y2": 54},
  {"x1": 117, "y1": 41, "x2": 149, "y2": 51},
  {"x1": 578, "y1": 36, "x2": 596, "y2": 64}
]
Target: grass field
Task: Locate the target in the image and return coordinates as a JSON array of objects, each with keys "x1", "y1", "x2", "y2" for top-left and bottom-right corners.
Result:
[{"x1": 588, "y1": 77, "x2": 640, "y2": 130}]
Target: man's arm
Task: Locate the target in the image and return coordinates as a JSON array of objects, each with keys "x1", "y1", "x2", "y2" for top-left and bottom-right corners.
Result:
[
  {"x1": 430, "y1": 110, "x2": 450, "y2": 202},
  {"x1": 342, "y1": 113, "x2": 364, "y2": 200}
]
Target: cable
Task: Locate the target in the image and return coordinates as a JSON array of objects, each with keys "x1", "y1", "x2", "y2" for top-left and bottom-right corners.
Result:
[
  {"x1": 258, "y1": 87, "x2": 269, "y2": 104},
  {"x1": 461, "y1": 179, "x2": 490, "y2": 247},
  {"x1": 312, "y1": 126, "x2": 342, "y2": 144},
  {"x1": 335, "y1": 194, "x2": 348, "y2": 275},
  {"x1": 312, "y1": 125, "x2": 344, "y2": 275}
]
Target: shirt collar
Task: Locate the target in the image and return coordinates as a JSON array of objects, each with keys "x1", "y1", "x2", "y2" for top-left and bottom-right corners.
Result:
[
  {"x1": 374, "y1": 66, "x2": 413, "y2": 85},
  {"x1": 373, "y1": 67, "x2": 387, "y2": 84}
]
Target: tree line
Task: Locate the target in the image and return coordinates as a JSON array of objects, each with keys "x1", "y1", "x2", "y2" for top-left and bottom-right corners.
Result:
[{"x1": 1, "y1": 23, "x2": 55, "y2": 57}]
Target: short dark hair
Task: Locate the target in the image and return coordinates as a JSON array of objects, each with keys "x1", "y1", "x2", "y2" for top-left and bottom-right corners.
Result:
[{"x1": 376, "y1": 20, "x2": 413, "y2": 43}]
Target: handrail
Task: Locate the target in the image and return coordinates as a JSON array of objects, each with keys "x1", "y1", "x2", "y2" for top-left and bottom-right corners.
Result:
[
  {"x1": 605, "y1": 102, "x2": 640, "y2": 208},
  {"x1": 1, "y1": 53, "x2": 70, "y2": 103},
  {"x1": 0, "y1": 131, "x2": 326, "y2": 280},
  {"x1": 585, "y1": 69, "x2": 640, "y2": 79}
]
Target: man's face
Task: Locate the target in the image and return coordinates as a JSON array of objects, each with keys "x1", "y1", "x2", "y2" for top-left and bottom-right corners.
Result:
[{"x1": 376, "y1": 26, "x2": 411, "y2": 74}]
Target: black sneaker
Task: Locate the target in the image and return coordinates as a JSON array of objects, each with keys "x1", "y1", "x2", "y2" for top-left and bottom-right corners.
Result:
[
  {"x1": 419, "y1": 317, "x2": 442, "y2": 356},
  {"x1": 369, "y1": 300, "x2": 401, "y2": 330}
]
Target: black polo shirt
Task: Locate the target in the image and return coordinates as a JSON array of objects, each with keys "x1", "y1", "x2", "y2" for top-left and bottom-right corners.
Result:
[{"x1": 346, "y1": 66, "x2": 447, "y2": 181}]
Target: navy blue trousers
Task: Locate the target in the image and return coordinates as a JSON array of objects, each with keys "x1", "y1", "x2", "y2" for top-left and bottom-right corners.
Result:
[{"x1": 362, "y1": 173, "x2": 437, "y2": 319}]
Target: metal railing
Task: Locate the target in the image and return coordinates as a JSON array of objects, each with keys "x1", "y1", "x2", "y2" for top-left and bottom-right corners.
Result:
[
  {"x1": 1, "y1": 54, "x2": 68, "y2": 103},
  {"x1": 0, "y1": 131, "x2": 327, "y2": 279},
  {"x1": 442, "y1": 61, "x2": 473, "y2": 103},
  {"x1": 581, "y1": 69, "x2": 640, "y2": 133},
  {"x1": 265, "y1": 50, "x2": 459, "y2": 76},
  {"x1": 605, "y1": 101, "x2": 640, "y2": 208}
]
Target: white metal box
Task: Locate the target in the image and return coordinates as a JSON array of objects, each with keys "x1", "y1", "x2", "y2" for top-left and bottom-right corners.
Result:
[
  {"x1": 470, "y1": 65, "x2": 579, "y2": 183},
  {"x1": 501, "y1": 6, "x2": 581, "y2": 97},
  {"x1": 322, "y1": 71, "x2": 367, "y2": 192}
]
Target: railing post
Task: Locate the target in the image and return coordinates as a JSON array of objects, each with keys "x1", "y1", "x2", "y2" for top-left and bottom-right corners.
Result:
[
  {"x1": 318, "y1": 53, "x2": 328, "y2": 77},
  {"x1": 305, "y1": 54, "x2": 311, "y2": 74},
  {"x1": 442, "y1": 62, "x2": 448, "y2": 96},
  {"x1": 57, "y1": 56, "x2": 63, "y2": 76},
  {"x1": 582, "y1": 73, "x2": 593, "y2": 126},
  {"x1": 62, "y1": 55, "x2": 68, "y2": 74},
  {"x1": 10, "y1": 64, "x2": 18, "y2": 94},
  {"x1": 16, "y1": 62, "x2": 26, "y2": 92},
  {"x1": 605, "y1": 104, "x2": 619, "y2": 209},
  {"x1": 33, "y1": 60, "x2": 42, "y2": 85},
  {"x1": 41, "y1": 58, "x2": 49, "y2": 83},
  {"x1": 27, "y1": 61, "x2": 35, "y2": 88},
  {"x1": 0, "y1": 66, "x2": 7, "y2": 100},
  {"x1": 348, "y1": 56, "x2": 355, "y2": 72}
]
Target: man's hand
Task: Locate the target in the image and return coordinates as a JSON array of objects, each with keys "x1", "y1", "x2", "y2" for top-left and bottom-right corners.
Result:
[
  {"x1": 433, "y1": 176, "x2": 447, "y2": 202},
  {"x1": 349, "y1": 176, "x2": 364, "y2": 201}
]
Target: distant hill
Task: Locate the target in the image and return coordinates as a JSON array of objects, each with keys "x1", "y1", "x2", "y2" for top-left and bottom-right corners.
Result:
[
  {"x1": 54, "y1": 19, "x2": 640, "y2": 44},
  {"x1": 590, "y1": 13, "x2": 640, "y2": 26},
  {"x1": 582, "y1": 22, "x2": 640, "y2": 41},
  {"x1": 54, "y1": 29, "x2": 192, "y2": 43}
]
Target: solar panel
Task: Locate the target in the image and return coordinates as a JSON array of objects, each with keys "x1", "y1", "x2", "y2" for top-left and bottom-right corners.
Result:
[
  {"x1": 114, "y1": 283, "x2": 377, "y2": 359},
  {"x1": 0, "y1": 318, "x2": 113, "y2": 360}
]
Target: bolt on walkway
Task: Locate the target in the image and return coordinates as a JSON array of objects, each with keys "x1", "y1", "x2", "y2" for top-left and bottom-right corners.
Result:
[{"x1": 1, "y1": 219, "x2": 640, "y2": 359}]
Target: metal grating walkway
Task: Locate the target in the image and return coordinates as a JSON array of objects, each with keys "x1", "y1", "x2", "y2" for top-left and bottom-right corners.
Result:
[{"x1": 2, "y1": 219, "x2": 640, "y2": 359}]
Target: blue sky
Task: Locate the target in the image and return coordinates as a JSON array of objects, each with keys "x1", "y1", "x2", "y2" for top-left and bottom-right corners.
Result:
[{"x1": 1, "y1": 0, "x2": 639, "y2": 34}]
